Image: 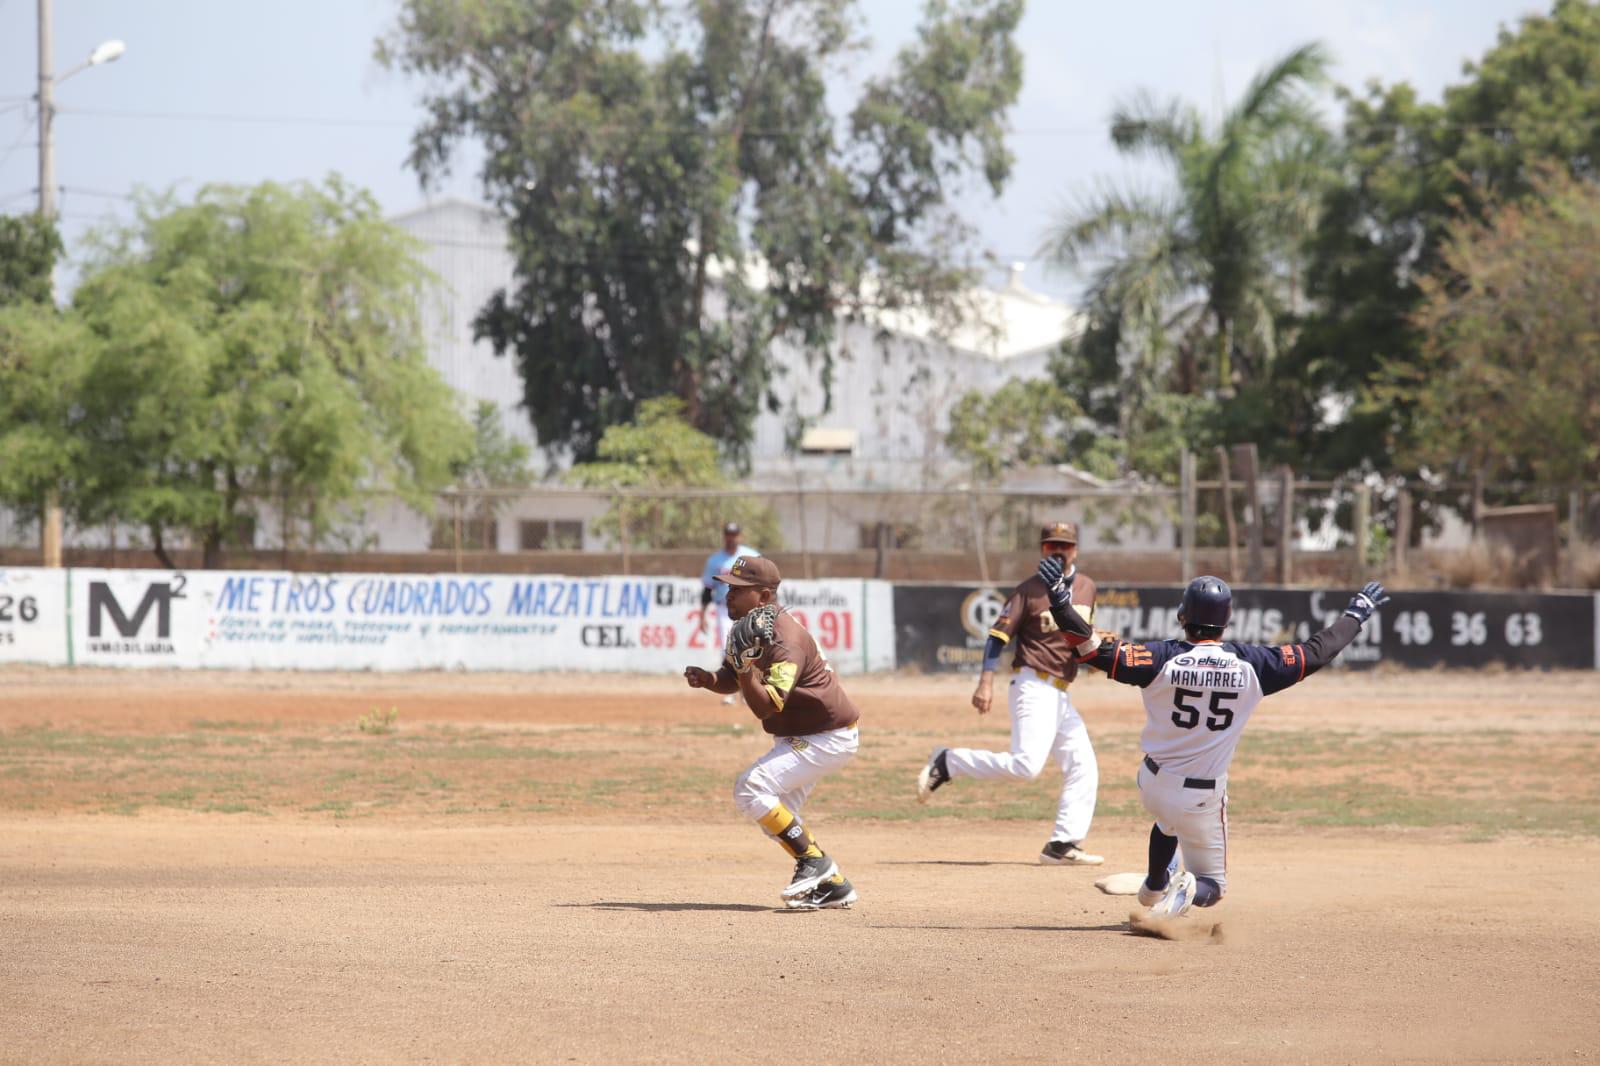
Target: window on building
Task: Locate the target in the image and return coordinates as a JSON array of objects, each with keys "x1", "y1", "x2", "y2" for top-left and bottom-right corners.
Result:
[
  {"x1": 519, "y1": 519, "x2": 583, "y2": 550},
  {"x1": 430, "y1": 516, "x2": 499, "y2": 551},
  {"x1": 799, "y1": 427, "x2": 857, "y2": 456}
]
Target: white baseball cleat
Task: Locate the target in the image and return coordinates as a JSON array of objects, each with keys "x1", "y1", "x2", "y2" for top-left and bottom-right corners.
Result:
[
  {"x1": 1138, "y1": 850, "x2": 1183, "y2": 904},
  {"x1": 1147, "y1": 870, "x2": 1197, "y2": 918}
]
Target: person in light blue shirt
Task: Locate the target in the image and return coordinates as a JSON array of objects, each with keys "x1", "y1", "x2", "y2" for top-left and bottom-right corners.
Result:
[{"x1": 700, "y1": 521, "x2": 761, "y2": 644}]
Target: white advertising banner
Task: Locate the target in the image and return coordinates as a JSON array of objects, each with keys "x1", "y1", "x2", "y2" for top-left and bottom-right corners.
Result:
[
  {"x1": 62, "y1": 568, "x2": 896, "y2": 674},
  {"x1": 0, "y1": 568, "x2": 69, "y2": 665}
]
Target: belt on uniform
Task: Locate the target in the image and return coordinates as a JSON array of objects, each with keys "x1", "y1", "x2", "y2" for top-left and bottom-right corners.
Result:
[
  {"x1": 1143, "y1": 754, "x2": 1215, "y2": 790},
  {"x1": 1011, "y1": 666, "x2": 1070, "y2": 691}
]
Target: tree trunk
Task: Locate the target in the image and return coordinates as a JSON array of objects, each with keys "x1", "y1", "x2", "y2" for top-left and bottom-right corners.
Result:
[
  {"x1": 1215, "y1": 309, "x2": 1235, "y2": 398},
  {"x1": 152, "y1": 527, "x2": 176, "y2": 571},
  {"x1": 679, "y1": 1, "x2": 778, "y2": 437},
  {"x1": 202, "y1": 527, "x2": 223, "y2": 570}
]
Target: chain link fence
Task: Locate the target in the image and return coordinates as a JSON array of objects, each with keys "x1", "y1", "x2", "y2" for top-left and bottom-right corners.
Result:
[{"x1": 2, "y1": 468, "x2": 1594, "y2": 588}]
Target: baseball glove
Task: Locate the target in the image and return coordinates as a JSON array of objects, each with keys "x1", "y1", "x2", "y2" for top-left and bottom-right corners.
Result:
[{"x1": 725, "y1": 604, "x2": 778, "y2": 674}]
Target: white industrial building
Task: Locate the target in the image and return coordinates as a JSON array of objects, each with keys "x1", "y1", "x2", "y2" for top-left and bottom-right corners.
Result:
[{"x1": 371, "y1": 199, "x2": 1163, "y2": 554}]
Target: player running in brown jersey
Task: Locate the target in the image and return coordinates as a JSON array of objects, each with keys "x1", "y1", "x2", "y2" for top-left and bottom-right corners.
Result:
[
  {"x1": 916, "y1": 522, "x2": 1105, "y2": 866},
  {"x1": 683, "y1": 556, "x2": 861, "y2": 910}
]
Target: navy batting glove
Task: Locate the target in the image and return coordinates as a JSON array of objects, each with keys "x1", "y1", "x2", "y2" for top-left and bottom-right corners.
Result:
[
  {"x1": 1344, "y1": 581, "x2": 1391, "y2": 625},
  {"x1": 1037, "y1": 558, "x2": 1076, "y2": 607}
]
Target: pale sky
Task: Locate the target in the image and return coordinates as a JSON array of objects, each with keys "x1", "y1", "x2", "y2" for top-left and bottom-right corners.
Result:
[{"x1": 0, "y1": 0, "x2": 1548, "y2": 301}]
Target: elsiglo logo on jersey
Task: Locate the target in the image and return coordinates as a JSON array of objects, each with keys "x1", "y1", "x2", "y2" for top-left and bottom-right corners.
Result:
[{"x1": 959, "y1": 588, "x2": 1006, "y2": 639}]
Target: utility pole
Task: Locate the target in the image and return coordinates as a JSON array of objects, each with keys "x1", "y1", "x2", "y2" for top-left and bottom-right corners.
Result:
[
  {"x1": 33, "y1": 2, "x2": 123, "y2": 568},
  {"x1": 38, "y1": 0, "x2": 63, "y2": 568}
]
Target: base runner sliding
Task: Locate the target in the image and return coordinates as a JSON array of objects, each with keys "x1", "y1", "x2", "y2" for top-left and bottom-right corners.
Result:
[{"x1": 1034, "y1": 560, "x2": 1390, "y2": 919}]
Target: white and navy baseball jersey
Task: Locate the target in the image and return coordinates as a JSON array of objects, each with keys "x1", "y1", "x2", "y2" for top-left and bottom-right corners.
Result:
[{"x1": 1093, "y1": 637, "x2": 1313, "y2": 780}]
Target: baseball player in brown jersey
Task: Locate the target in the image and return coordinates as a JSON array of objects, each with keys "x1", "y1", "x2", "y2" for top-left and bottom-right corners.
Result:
[
  {"x1": 683, "y1": 555, "x2": 862, "y2": 910},
  {"x1": 916, "y1": 522, "x2": 1104, "y2": 866}
]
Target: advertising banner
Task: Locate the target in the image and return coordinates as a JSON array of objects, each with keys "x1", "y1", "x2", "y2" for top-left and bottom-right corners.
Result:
[
  {"x1": 894, "y1": 582, "x2": 1598, "y2": 673},
  {"x1": 0, "y1": 568, "x2": 69, "y2": 666},
  {"x1": 62, "y1": 568, "x2": 894, "y2": 674}
]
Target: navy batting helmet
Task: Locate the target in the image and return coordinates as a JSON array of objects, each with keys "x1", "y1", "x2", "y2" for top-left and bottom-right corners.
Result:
[{"x1": 1179, "y1": 576, "x2": 1232, "y2": 629}]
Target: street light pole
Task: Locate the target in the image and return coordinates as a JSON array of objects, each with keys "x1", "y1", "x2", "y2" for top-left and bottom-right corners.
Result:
[
  {"x1": 34, "y1": 0, "x2": 123, "y2": 568},
  {"x1": 37, "y1": 0, "x2": 62, "y2": 567}
]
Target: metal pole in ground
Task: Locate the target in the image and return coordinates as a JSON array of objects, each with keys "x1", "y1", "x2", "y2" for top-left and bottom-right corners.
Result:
[
  {"x1": 1277, "y1": 466, "x2": 1295, "y2": 585},
  {"x1": 796, "y1": 478, "x2": 812, "y2": 578},
  {"x1": 968, "y1": 488, "x2": 990, "y2": 585},
  {"x1": 1179, "y1": 450, "x2": 1195, "y2": 581}
]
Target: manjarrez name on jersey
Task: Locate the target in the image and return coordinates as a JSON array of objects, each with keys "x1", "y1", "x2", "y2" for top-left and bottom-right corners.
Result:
[{"x1": 1168, "y1": 650, "x2": 1248, "y2": 692}]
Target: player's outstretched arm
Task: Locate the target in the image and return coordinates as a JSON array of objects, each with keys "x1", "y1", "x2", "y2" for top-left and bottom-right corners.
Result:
[{"x1": 1298, "y1": 581, "x2": 1392, "y2": 678}]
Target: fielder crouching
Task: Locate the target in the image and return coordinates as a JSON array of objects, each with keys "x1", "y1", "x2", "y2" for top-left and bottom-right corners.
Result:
[
  {"x1": 1036, "y1": 562, "x2": 1390, "y2": 919},
  {"x1": 683, "y1": 555, "x2": 861, "y2": 910}
]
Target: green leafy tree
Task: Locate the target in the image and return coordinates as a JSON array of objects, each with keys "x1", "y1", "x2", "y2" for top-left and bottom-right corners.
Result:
[
  {"x1": 0, "y1": 213, "x2": 63, "y2": 307},
  {"x1": 1295, "y1": 0, "x2": 1600, "y2": 474},
  {"x1": 0, "y1": 303, "x2": 95, "y2": 522},
  {"x1": 1393, "y1": 168, "x2": 1600, "y2": 490},
  {"x1": 568, "y1": 397, "x2": 781, "y2": 550},
  {"x1": 69, "y1": 179, "x2": 473, "y2": 568},
  {"x1": 946, "y1": 378, "x2": 1114, "y2": 481},
  {"x1": 379, "y1": 0, "x2": 1023, "y2": 464},
  {"x1": 451, "y1": 401, "x2": 535, "y2": 541},
  {"x1": 1042, "y1": 42, "x2": 1335, "y2": 417}
]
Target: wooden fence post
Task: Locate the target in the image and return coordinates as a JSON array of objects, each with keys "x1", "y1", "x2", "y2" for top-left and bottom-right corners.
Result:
[
  {"x1": 452, "y1": 494, "x2": 463, "y2": 574},
  {"x1": 1395, "y1": 488, "x2": 1412, "y2": 576},
  {"x1": 617, "y1": 493, "x2": 630, "y2": 575},
  {"x1": 1354, "y1": 484, "x2": 1372, "y2": 576},
  {"x1": 1234, "y1": 443, "x2": 1263, "y2": 583},
  {"x1": 1217, "y1": 445, "x2": 1238, "y2": 582}
]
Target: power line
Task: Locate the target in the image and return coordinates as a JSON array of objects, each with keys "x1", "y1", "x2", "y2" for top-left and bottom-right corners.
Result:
[
  {"x1": 47, "y1": 103, "x2": 1600, "y2": 138},
  {"x1": 0, "y1": 114, "x2": 39, "y2": 173},
  {"x1": 58, "y1": 106, "x2": 416, "y2": 129},
  {"x1": 59, "y1": 185, "x2": 135, "y2": 200}
]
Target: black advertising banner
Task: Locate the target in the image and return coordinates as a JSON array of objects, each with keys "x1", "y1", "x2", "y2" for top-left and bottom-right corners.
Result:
[
  {"x1": 893, "y1": 584, "x2": 1597, "y2": 672},
  {"x1": 893, "y1": 584, "x2": 1013, "y2": 672}
]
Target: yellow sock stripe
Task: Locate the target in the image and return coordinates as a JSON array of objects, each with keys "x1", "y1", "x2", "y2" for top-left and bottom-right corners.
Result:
[{"x1": 757, "y1": 804, "x2": 796, "y2": 837}]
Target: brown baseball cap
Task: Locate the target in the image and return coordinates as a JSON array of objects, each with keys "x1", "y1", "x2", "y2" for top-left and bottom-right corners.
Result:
[
  {"x1": 1040, "y1": 521, "x2": 1078, "y2": 544},
  {"x1": 716, "y1": 555, "x2": 780, "y2": 589}
]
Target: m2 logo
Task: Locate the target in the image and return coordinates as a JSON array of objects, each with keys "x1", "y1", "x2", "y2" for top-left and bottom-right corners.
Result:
[{"x1": 88, "y1": 576, "x2": 187, "y2": 639}]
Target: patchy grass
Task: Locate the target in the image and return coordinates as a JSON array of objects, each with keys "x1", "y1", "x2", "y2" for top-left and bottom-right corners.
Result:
[{"x1": 2, "y1": 714, "x2": 1595, "y2": 839}]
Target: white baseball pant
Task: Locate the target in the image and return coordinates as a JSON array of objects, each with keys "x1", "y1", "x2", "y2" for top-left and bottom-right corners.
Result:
[
  {"x1": 732, "y1": 725, "x2": 859, "y2": 821},
  {"x1": 944, "y1": 672, "x2": 1098, "y2": 843},
  {"x1": 1137, "y1": 760, "x2": 1229, "y2": 895}
]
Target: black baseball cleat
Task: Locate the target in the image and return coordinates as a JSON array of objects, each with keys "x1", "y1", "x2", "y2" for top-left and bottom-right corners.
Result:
[
  {"x1": 916, "y1": 748, "x2": 951, "y2": 804},
  {"x1": 780, "y1": 854, "x2": 838, "y2": 901},
  {"x1": 1039, "y1": 840, "x2": 1104, "y2": 866},
  {"x1": 786, "y1": 875, "x2": 858, "y2": 910}
]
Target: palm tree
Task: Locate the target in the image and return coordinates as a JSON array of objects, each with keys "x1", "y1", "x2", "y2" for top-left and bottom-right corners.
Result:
[{"x1": 1042, "y1": 43, "x2": 1336, "y2": 398}]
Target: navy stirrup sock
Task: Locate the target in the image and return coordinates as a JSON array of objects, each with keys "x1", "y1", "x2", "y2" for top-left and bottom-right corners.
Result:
[
  {"x1": 1146, "y1": 825, "x2": 1178, "y2": 891},
  {"x1": 1194, "y1": 876, "x2": 1222, "y2": 908}
]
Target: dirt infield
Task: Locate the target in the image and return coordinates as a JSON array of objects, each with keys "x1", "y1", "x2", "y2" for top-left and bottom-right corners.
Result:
[{"x1": 3, "y1": 666, "x2": 1599, "y2": 1063}]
